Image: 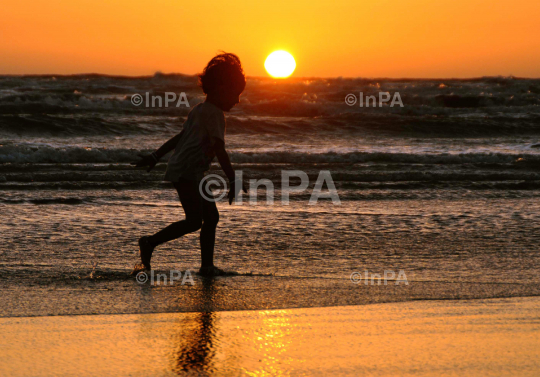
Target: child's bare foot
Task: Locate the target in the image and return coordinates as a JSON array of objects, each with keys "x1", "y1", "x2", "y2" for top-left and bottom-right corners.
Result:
[
  {"x1": 131, "y1": 236, "x2": 153, "y2": 275},
  {"x1": 197, "y1": 266, "x2": 226, "y2": 277},
  {"x1": 130, "y1": 263, "x2": 148, "y2": 276}
]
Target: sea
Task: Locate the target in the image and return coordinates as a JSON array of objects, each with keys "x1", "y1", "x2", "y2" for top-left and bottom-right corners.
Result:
[{"x1": 1, "y1": 74, "x2": 540, "y2": 317}]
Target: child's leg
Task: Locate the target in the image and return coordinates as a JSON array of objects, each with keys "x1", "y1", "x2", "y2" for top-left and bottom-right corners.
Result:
[
  {"x1": 147, "y1": 178, "x2": 203, "y2": 247},
  {"x1": 200, "y1": 194, "x2": 219, "y2": 268}
]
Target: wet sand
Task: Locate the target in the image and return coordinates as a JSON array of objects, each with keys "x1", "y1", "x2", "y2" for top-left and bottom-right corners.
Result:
[
  {"x1": 1, "y1": 297, "x2": 539, "y2": 376},
  {"x1": 3, "y1": 272, "x2": 540, "y2": 317}
]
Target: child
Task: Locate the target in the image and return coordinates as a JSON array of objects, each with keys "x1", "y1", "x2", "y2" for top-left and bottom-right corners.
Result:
[{"x1": 131, "y1": 53, "x2": 247, "y2": 277}]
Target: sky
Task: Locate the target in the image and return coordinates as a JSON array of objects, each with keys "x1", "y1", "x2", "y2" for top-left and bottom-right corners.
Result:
[{"x1": 2, "y1": 0, "x2": 540, "y2": 78}]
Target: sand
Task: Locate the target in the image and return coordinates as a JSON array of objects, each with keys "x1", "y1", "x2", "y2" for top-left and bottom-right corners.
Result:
[{"x1": 1, "y1": 297, "x2": 539, "y2": 376}]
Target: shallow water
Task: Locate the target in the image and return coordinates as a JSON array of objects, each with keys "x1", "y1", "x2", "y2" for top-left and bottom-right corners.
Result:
[{"x1": 1, "y1": 75, "x2": 540, "y2": 316}]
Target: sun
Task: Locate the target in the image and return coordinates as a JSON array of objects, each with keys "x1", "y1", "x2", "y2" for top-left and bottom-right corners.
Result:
[{"x1": 265, "y1": 50, "x2": 296, "y2": 78}]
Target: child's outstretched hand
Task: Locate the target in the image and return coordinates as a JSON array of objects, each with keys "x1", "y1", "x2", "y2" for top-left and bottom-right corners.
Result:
[
  {"x1": 131, "y1": 154, "x2": 158, "y2": 172},
  {"x1": 228, "y1": 179, "x2": 248, "y2": 205}
]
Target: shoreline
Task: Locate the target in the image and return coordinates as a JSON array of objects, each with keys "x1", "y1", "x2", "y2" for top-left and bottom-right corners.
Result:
[
  {"x1": 3, "y1": 274, "x2": 540, "y2": 318},
  {"x1": 2, "y1": 292, "x2": 540, "y2": 319}
]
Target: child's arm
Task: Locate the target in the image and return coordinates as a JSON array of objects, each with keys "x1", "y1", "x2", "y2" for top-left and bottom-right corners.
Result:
[
  {"x1": 131, "y1": 130, "x2": 184, "y2": 172},
  {"x1": 213, "y1": 138, "x2": 247, "y2": 204},
  {"x1": 154, "y1": 130, "x2": 184, "y2": 159}
]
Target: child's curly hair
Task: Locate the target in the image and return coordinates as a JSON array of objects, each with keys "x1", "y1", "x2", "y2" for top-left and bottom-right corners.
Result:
[{"x1": 198, "y1": 52, "x2": 246, "y2": 95}]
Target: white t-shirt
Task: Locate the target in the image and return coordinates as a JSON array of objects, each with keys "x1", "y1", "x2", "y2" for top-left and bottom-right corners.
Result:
[{"x1": 164, "y1": 102, "x2": 226, "y2": 182}]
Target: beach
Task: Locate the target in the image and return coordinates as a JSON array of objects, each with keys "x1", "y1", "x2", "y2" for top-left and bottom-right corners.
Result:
[
  {"x1": 2, "y1": 297, "x2": 539, "y2": 376},
  {"x1": 2, "y1": 75, "x2": 540, "y2": 375}
]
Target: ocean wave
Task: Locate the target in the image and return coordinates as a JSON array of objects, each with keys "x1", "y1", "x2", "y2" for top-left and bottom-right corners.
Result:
[
  {"x1": 1, "y1": 75, "x2": 540, "y2": 136},
  {"x1": 0, "y1": 114, "x2": 187, "y2": 136},
  {"x1": 229, "y1": 151, "x2": 540, "y2": 165},
  {"x1": 0, "y1": 144, "x2": 141, "y2": 163},
  {"x1": 2, "y1": 144, "x2": 540, "y2": 164},
  {"x1": 3, "y1": 111, "x2": 540, "y2": 138},
  {"x1": 0, "y1": 197, "x2": 85, "y2": 205}
]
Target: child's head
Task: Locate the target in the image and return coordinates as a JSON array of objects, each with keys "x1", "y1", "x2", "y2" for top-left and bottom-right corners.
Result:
[{"x1": 199, "y1": 52, "x2": 246, "y2": 111}]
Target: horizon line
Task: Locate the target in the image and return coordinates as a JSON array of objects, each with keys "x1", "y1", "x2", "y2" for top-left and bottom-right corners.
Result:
[{"x1": 0, "y1": 72, "x2": 538, "y2": 81}]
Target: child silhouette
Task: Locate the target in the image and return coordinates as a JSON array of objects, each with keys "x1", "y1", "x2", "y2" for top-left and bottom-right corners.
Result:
[{"x1": 131, "y1": 53, "x2": 247, "y2": 277}]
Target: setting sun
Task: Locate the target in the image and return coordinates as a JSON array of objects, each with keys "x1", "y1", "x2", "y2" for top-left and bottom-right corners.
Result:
[{"x1": 264, "y1": 50, "x2": 296, "y2": 78}]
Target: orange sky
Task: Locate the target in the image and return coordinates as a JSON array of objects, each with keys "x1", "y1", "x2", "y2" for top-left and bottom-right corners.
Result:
[{"x1": 2, "y1": 0, "x2": 540, "y2": 78}]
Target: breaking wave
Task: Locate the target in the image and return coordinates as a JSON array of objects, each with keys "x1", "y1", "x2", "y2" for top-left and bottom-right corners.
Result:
[{"x1": 1, "y1": 143, "x2": 539, "y2": 165}]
